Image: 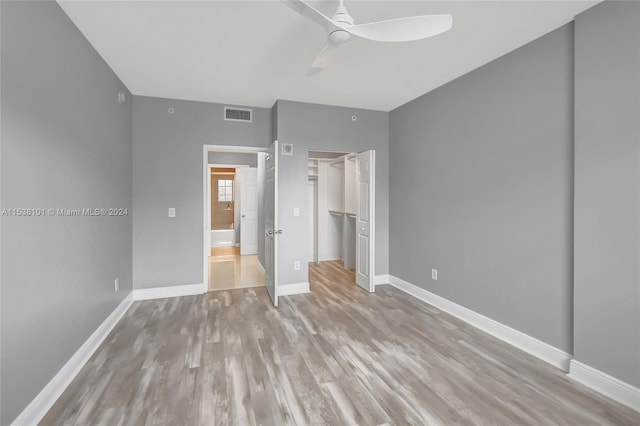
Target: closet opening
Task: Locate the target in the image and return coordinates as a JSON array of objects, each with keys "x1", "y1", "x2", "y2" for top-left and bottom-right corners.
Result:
[{"x1": 308, "y1": 150, "x2": 376, "y2": 293}]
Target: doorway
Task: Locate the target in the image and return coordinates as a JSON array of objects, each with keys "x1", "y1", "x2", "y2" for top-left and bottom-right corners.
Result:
[
  {"x1": 209, "y1": 166, "x2": 241, "y2": 254},
  {"x1": 205, "y1": 149, "x2": 266, "y2": 292},
  {"x1": 307, "y1": 150, "x2": 376, "y2": 293}
]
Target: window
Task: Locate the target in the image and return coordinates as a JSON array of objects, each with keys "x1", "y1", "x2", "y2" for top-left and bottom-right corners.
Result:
[{"x1": 218, "y1": 179, "x2": 233, "y2": 202}]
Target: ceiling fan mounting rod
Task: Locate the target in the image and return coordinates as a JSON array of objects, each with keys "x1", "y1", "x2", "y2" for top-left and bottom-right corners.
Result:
[{"x1": 331, "y1": 0, "x2": 354, "y2": 26}]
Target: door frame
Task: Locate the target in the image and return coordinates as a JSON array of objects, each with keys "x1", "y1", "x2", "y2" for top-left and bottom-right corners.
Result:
[
  {"x1": 202, "y1": 145, "x2": 268, "y2": 289},
  {"x1": 307, "y1": 149, "x2": 377, "y2": 292}
]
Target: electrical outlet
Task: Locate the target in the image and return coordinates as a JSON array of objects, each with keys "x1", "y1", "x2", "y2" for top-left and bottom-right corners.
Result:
[
  {"x1": 293, "y1": 207, "x2": 300, "y2": 217},
  {"x1": 168, "y1": 208, "x2": 176, "y2": 218},
  {"x1": 431, "y1": 269, "x2": 438, "y2": 280},
  {"x1": 114, "y1": 278, "x2": 119, "y2": 292},
  {"x1": 294, "y1": 261, "x2": 300, "y2": 271}
]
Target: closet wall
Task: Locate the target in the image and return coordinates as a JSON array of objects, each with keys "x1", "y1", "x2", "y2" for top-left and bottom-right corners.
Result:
[{"x1": 309, "y1": 153, "x2": 357, "y2": 271}]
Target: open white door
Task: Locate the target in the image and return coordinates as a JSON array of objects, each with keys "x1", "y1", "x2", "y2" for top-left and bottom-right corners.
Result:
[
  {"x1": 356, "y1": 150, "x2": 375, "y2": 292},
  {"x1": 206, "y1": 166, "x2": 212, "y2": 256},
  {"x1": 237, "y1": 167, "x2": 258, "y2": 255},
  {"x1": 264, "y1": 141, "x2": 279, "y2": 306}
]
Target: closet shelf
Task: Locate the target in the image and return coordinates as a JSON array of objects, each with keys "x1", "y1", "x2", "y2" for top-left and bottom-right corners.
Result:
[
  {"x1": 328, "y1": 210, "x2": 345, "y2": 216},
  {"x1": 346, "y1": 213, "x2": 356, "y2": 219}
]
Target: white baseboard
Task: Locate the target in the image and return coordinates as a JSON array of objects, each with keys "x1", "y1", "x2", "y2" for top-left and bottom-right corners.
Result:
[
  {"x1": 278, "y1": 282, "x2": 310, "y2": 297},
  {"x1": 568, "y1": 360, "x2": 640, "y2": 411},
  {"x1": 374, "y1": 274, "x2": 390, "y2": 285},
  {"x1": 133, "y1": 283, "x2": 206, "y2": 301},
  {"x1": 12, "y1": 293, "x2": 134, "y2": 426},
  {"x1": 257, "y1": 260, "x2": 265, "y2": 274},
  {"x1": 387, "y1": 275, "x2": 572, "y2": 371},
  {"x1": 211, "y1": 242, "x2": 234, "y2": 248}
]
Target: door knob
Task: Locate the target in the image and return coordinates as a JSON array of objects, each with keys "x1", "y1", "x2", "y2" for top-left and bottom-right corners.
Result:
[
  {"x1": 267, "y1": 230, "x2": 274, "y2": 236},
  {"x1": 242, "y1": 214, "x2": 246, "y2": 218}
]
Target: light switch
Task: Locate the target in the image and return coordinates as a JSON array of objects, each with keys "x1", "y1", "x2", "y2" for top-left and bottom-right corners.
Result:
[
  {"x1": 293, "y1": 207, "x2": 300, "y2": 217},
  {"x1": 168, "y1": 208, "x2": 176, "y2": 218}
]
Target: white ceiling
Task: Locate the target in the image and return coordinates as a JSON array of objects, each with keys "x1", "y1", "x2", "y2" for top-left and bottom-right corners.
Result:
[{"x1": 58, "y1": 1, "x2": 598, "y2": 111}]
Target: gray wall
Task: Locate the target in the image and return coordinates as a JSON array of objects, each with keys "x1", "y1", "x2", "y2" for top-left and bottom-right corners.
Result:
[
  {"x1": 275, "y1": 100, "x2": 389, "y2": 285},
  {"x1": 208, "y1": 151, "x2": 257, "y2": 167},
  {"x1": 132, "y1": 96, "x2": 271, "y2": 289},
  {"x1": 134, "y1": 97, "x2": 389, "y2": 289},
  {"x1": 0, "y1": 1, "x2": 133, "y2": 423},
  {"x1": 573, "y1": 1, "x2": 640, "y2": 386},
  {"x1": 389, "y1": 25, "x2": 574, "y2": 352}
]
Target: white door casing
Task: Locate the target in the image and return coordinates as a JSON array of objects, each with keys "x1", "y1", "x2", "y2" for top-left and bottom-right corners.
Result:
[
  {"x1": 309, "y1": 179, "x2": 318, "y2": 263},
  {"x1": 356, "y1": 150, "x2": 375, "y2": 292},
  {"x1": 237, "y1": 167, "x2": 258, "y2": 255},
  {"x1": 206, "y1": 165, "x2": 213, "y2": 255}
]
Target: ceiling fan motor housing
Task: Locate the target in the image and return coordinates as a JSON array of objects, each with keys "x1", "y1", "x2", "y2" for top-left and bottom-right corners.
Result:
[{"x1": 329, "y1": 29, "x2": 351, "y2": 44}]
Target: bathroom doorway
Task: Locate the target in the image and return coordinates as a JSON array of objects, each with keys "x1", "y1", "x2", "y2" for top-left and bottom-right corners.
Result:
[
  {"x1": 206, "y1": 150, "x2": 266, "y2": 292},
  {"x1": 210, "y1": 166, "x2": 238, "y2": 252}
]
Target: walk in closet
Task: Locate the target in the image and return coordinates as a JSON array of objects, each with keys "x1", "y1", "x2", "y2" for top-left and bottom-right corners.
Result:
[{"x1": 308, "y1": 151, "x2": 357, "y2": 271}]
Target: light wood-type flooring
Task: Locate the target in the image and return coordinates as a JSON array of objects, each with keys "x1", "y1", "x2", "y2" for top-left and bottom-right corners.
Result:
[
  {"x1": 42, "y1": 261, "x2": 639, "y2": 425},
  {"x1": 208, "y1": 249, "x2": 265, "y2": 292},
  {"x1": 210, "y1": 247, "x2": 241, "y2": 257}
]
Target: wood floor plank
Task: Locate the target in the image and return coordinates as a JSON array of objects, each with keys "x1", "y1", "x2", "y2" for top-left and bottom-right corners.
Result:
[{"x1": 41, "y1": 261, "x2": 640, "y2": 425}]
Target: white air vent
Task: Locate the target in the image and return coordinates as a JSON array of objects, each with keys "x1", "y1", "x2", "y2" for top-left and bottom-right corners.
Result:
[
  {"x1": 282, "y1": 143, "x2": 293, "y2": 156},
  {"x1": 224, "y1": 106, "x2": 252, "y2": 122}
]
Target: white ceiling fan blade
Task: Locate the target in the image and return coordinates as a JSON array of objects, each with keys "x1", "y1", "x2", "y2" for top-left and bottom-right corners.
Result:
[
  {"x1": 340, "y1": 15, "x2": 453, "y2": 42},
  {"x1": 282, "y1": 0, "x2": 334, "y2": 31},
  {"x1": 308, "y1": 41, "x2": 339, "y2": 76}
]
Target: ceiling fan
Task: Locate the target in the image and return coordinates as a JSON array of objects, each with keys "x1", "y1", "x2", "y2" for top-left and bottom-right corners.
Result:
[{"x1": 283, "y1": 0, "x2": 453, "y2": 75}]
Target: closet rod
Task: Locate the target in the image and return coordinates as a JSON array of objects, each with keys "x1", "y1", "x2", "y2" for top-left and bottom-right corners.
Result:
[
  {"x1": 308, "y1": 156, "x2": 345, "y2": 162},
  {"x1": 330, "y1": 155, "x2": 350, "y2": 167},
  {"x1": 331, "y1": 151, "x2": 358, "y2": 165}
]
